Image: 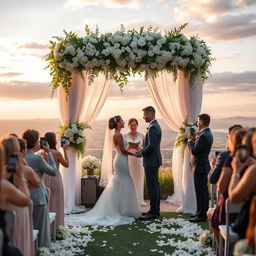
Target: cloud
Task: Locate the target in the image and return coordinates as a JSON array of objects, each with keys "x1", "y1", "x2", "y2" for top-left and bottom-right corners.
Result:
[
  {"x1": 0, "y1": 80, "x2": 53, "y2": 100},
  {"x1": 64, "y1": 0, "x2": 142, "y2": 9},
  {"x1": 205, "y1": 71, "x2": 256, "y2": 93},
  {"x1": 0, "y1": 72, "x2": 23, "y2": 78},
  {"x1": 18, "y1": 42, "x2": 49, "y2": 50},
  {"x1": 215, "y1": 53, "x2": 240, "y2": 61},
  {"x1": 236, "y1": 0, "x2": 256, "y2": 7}
]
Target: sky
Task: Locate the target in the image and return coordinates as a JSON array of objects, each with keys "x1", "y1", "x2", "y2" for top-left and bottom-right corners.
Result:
[{"x1": 0, "y1": 0, "x2": 256, "y2": 121}]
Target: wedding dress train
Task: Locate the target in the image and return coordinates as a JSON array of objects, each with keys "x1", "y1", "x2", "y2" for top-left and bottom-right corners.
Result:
[{"x1": 65, "y1": 140, "x2": 141, "y2": 226}]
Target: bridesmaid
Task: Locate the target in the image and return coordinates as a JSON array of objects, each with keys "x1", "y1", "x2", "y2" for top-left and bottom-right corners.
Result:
[
  {"x1": 124, "y1": 118, "x2": 146, "y2": 206},
  {"x1": 42, "y1": 132, "x2": 69, "y2": 227},
  {"x1": 0, "y1": 137, "x2": 30, "y2": 256}
]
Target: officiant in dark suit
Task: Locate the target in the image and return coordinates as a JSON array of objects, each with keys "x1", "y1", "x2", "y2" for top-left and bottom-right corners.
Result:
[{"x1": 188, "y1": 113, "x2": 213, "y2": 222}]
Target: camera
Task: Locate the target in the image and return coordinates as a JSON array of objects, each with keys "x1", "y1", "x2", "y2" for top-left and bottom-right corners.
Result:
[
  {"x1": 61, "y1": 136, "x2": 67, "y2": 147},
  {"x1": 7, "y1": 154, "x2": 18, "y2": 173},
  {"x1": 40, "y1": 137, "x2": 47, "y2": 149},
  {"x1": 190, "y1": 127, "x2": 195, "y2": 136},
  {"x1": 237, "y1": 145, "x2": 248, "y2": 163}
]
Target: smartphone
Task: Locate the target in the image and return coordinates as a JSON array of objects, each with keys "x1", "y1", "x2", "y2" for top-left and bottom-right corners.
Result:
[
  {"x1": 7, "y1": 154, "x2": 18, "y2": 173},
  {"x1": 40, "y1": 137, "x2": 47, "y2": 149},
  {"x1": 61, "y1": 136, "x2": 67, "y2": 147},
  {"x1": 190, "y1": 127, "x2": 195, "y2": 136},
  {"x1": 237, "y1": 145, "x2": 248, "y2": 163},
  {"x1": 215, "y1": 151, "x2": 220, "y2": 158}
]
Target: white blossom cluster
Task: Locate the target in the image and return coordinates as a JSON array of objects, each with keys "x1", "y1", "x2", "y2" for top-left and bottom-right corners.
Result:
[
  {"x1": 63, "y1": 123, "x2": 85, "y2": 145},
  {"x1": 56, "y1": 225, "x2": 70, "y2": 240},
  {"x1": 81, "y1": 155, "x2": 101, "y2": 170},
  {"x1": 52, "y1": 30, "x2": 210, "y2": 74}
]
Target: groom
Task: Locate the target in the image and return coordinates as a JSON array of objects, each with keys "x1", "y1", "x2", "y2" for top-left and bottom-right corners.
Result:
[
  {"x1": 135, "y1": 106, "x2": 162, "y2": 220},
  {"x1": 188, "y1": 113, "x2": 213, "y2": 222}
]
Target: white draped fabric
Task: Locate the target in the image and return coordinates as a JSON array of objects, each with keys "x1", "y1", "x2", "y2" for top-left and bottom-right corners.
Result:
[
  {"x1": 58, "y1": 72, "x2": 112, "y2": 214},
  {"x1": 146, "y1": 70, "x2": 202, "y2": 214}
]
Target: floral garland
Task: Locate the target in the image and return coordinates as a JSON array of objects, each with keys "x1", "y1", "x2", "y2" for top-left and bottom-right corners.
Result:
[
  {"x1": 45, "y1": 23, "x2": 213, "y2": 96},
  {"x1": 174, "y1": 119, "x2": 199, "y2": 157},
  {"x1": 59, "y1": 122, "x2": 91, "y2": 157}
]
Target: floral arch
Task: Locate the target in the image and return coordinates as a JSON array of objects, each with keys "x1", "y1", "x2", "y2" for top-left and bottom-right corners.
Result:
[{"x1": 45, "y1": 24, "x2": 213, "y2": 214}]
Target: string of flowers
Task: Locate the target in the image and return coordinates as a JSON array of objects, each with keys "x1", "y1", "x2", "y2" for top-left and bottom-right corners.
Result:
[
  {"x1": 58, "y1": 122, "x2": 91, "y2": 157},
  {"x1": 174, "y1": 118, "x2": 199, "y2": 158},
  {"x1": 45, "y1": 23, "x2": 213, "y2": 96}
]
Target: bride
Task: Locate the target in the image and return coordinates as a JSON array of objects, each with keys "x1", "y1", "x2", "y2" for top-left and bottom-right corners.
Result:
[{"x1": 65, "y1": 115, "x2": 141, "y2": 226}]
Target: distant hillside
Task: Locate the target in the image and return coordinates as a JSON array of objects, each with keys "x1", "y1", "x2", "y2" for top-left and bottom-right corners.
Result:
[{"x1": 0, "y1": 116, "x2": 255, "y2": 149}]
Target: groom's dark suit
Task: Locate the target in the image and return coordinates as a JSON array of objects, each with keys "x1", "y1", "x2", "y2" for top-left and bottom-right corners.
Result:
[
  {"x1": 141, "y1": 120, "x2": 162, "y2": 216},
  {"x1": 188, "y1": 127, "x2": 213, "y2": 219}
]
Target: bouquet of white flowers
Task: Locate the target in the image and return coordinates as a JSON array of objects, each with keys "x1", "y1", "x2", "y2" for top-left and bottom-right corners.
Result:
[
  {"x1": 174, "y1": 118, "x2": 199, "y2": 158},
  {"x1": 199, "y1": 230, "x2": 212, "y2": 247},
  {"x1": 56, "y1": 225, "x2": 70, "y2": 240},
  {"x1": 81, "y1": 155, "x2": 101, "y2": 175},
  {"x1": 59, "y1": 122, "x2": 91, "y2": 157},
  {"x1": 45, "y1": 24, "x2": 213, "y2": 96}
]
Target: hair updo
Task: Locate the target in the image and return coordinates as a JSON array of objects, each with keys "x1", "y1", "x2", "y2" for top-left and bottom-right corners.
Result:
[{"x1": 109, "y1": 115, "x2": 122, "y2": 130}]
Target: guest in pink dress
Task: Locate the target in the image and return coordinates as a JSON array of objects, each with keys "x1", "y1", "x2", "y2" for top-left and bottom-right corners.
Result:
[
  {"x1": 0, "y1": 135, "x2": 33, "y2": 256},
  {"x1": 42, "y1": 132, "x2": 69, "y2": 227}
]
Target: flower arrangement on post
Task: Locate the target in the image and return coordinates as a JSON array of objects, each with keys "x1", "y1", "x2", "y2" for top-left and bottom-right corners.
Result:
[
  {"x1": 174, "y1": 118, "x2": 199, "y2": 157},
  {"x1": 81, "y1": 155, "x2": 101, "y2": 176},
  {"x1": 59, "y1": 122, "x2": 91, "y2": 158},
  {"x1": 45, "y1": 23, "x2": 213, "y2": 96}
]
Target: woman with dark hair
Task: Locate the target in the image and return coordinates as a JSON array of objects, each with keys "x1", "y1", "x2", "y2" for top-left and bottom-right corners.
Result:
[
  {"x1": 42, "y1": 132, "x2": 68, "y2": 227},
  {"x1": 66, "y1": 115, "x2": 140, "y2": 226},
  {"x1": 0, "y1": 139, "x2": 29, "y2": 256},
  {"x1": 124, "y1": 118, "x2": 146, "y2": 206}
]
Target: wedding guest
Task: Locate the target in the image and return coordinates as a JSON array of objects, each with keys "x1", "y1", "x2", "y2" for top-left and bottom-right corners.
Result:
[
  {"x1": 188, "y1": 113, "x2": 213, "y2": 222},
  {"x1": 1, "y1": 135, "x2": 38, "y2": 256},
  {"x1": 22, "y1": 129, "x2": 57, "y2": 248},
  {"x1": 42, "y1": 132, "x2": 68, "y2": 227},
  {"x1": 207, "y1": 128, "x2": 247, "y2": 239},
  {"x1": 0, "y1": 142, "x2": 29, "y2": 256},
  {"x1": 228, "y1": 131, "x2": 256, "y2": 239},
  {"x1": 124, "y1": 118, "x2": 146, "y2": 206},
  {"x1": 209, "y1": 124, "x2": 243, "y2": 184}
]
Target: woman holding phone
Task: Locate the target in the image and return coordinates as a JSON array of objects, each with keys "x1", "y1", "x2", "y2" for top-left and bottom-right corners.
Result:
[
  {"x1": 42, "y1": 132, "x2": 69, "y2": 227},
  {"x1": 124, "y1": 118, "x2": 146, "y2": 206}
]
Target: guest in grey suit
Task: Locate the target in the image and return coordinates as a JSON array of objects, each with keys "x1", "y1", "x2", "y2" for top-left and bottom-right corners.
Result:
[
  {"x1": 22, "y1": 129, "x2": 57, "y2": 248},
  {"x1": 136, "y1": 106, "x2": 162, "y2": 220},
  {"x1": 188, "y1": 114, "x2": 213, "y2": 222}
]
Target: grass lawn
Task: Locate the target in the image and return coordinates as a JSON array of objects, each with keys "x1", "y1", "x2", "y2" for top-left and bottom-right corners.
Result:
[{"x1": 80, "y1": 213, "x2": 212, "y2": 256}]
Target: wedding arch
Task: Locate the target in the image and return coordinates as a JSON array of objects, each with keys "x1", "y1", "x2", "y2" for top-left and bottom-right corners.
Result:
[{"x1": 45, "y1": 24, "x2": 213, "y2": 214}]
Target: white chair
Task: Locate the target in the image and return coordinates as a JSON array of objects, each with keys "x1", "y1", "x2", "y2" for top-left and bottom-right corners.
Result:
[
  {"x1": 45, "y1": 187, "x2": 57, "y2": 242},
  {"x1": 219, "y1": 199, "x2": 243, "y2": 256},
  {"x1": 4, "y1": 210, "x2": 16, "y2": 246},
  {"x1": 28, "y1": 200, "x2": 39, "y2": 255},
  {"x1": 0, "y1": 228, "x2": 3, "y2": 256}
]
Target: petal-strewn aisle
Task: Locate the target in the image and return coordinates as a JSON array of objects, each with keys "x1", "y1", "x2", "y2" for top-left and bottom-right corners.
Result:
[{"x1": 44, "y1": 212, "x2": 215, "y2": 256}]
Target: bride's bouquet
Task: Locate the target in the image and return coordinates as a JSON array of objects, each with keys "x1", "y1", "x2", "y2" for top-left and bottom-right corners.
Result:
[
  {"x1": 59, "y1": 122, "x2": 91, "y2": 157},
  {"x1": 81, "y1": 155, "x2": 101, "y2": 176},
  {"x1": 174, "y1": 118, "x2": 199, "y2": 157}
]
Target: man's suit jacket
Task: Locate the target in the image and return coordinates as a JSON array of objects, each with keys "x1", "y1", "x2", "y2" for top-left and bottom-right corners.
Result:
[
  {"x1": 25, "y1": 149, "x2": 57, "y2": 206},
  {"x1": 188, "y1": 127, "x2": 213, "y2": 174},
  {"x1": 209, "y1": 150, "x2": 230, "y2": 184},
  {"x1": 141, "y1": 120, "x2": 162, "y2": 168}
]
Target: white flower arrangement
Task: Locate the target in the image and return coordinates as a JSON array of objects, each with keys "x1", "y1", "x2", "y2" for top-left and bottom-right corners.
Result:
[
  {"x1": 174, "y1": 118, "x2": 199, "y2": 157},
  {"x1": 57, "y1": 225, "x2": 70, "y2": 240},
  {"x1": 38, "y1": 247, "x2": 51, "y2": 256},
  {"x1": 45, "y1": 24, "x2": 213, "y2": 96},
  {"x1": 59, "y1": 122, "x2": 91, "y2": 157},
  {"x1": 81, "y1": 155, "x2": 101, "y2": 175},
  {"x1": 199, "y1": 230, "x2": 212, "y2": 247}
]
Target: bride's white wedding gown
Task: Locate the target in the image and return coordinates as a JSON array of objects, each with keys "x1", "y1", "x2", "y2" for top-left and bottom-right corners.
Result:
[{"x1": 65, "y1": 140, "x2": 141, "y2": 226}]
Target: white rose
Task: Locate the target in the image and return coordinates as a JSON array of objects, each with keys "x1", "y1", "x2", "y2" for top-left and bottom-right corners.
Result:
[
  {"x1": 153, "y1": 46, "x2": 160, "y2": 55},
  {"x1": 150, "y1": 63, "x2": 157, "y2": 69},
  {"x1": 130, "y1": 41, "x2": 137, "y2": 48},
  {"x1": 148, "y1": 50, "x2": 154, "y2": 57},
  {"x1": 137, "y1": 37, "x2": 146, "y2": 47}
]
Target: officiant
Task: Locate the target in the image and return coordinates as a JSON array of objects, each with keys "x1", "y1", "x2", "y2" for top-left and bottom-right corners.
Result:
[{"x1": 124, "y1": 118, "x2": 146, "y2": 206}]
